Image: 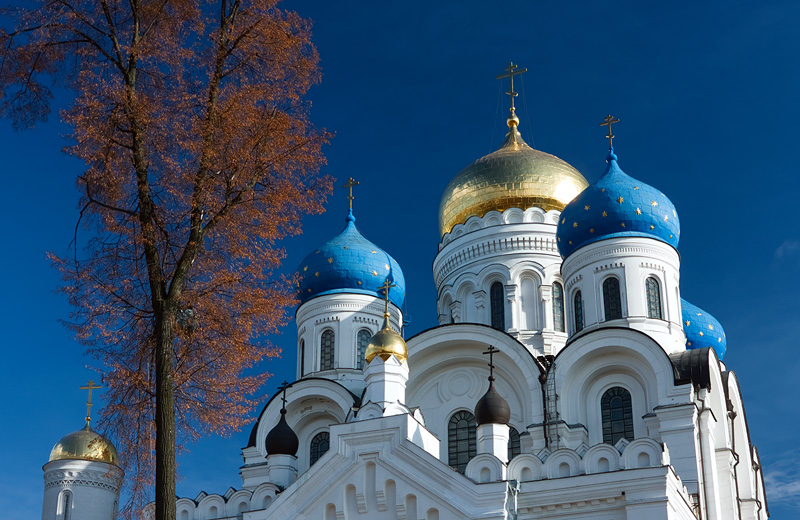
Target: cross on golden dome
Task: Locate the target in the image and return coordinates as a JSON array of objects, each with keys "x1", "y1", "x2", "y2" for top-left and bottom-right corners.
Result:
[
  {"x1": 79, "y1": 379, "x2": 102, "y2": 426},
  {"x1": 378, "y1": 278, "x2": 397, "y2": 316},
  {"x1": 600, "y1": 114, "x2": 620, "y2": 148},
  {"x1": 342, "y1": 177, "x2": 359, "y2": 210},
  {"x1": 496, "y1": 62, "x2": 527, "y2": 126}
]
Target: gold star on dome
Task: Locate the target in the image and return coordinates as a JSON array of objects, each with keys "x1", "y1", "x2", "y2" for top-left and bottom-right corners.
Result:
[
  {"x1": 573, "y1": 222, "x2": 578, "y2": 228},
  {"x1": 357, "y1": 281, "x2": 362, "y2": 285},
  {"x1": 590, "y1": 228, "x2": 595, "y2": 233},
  {"x1": 372, "y1": 271, "x2": 377, "y2": 276},
  {"x1": 602, "y1": 211, "x2": 608, "y2": 217},
  {"x1": 687, "y1": 341, "x2": 692, "y2": 346},
  {"x1": 685, "y1": 320, "x2": 690, "y2": 326},
  {"x1": 569, "y1": 240, "x2": 573, "y2": 245},
  {"x1": 617, "y1": 197, "x2": 624, "y2": 203},
  {"x1": 343, "y1": 246, "x2": 348, "y2": 250},
  {"x1": 699, "y1": 331, "x2": 704, "y2": 336},
  {"x1": 558, "y1": 237, "x2": 561, "y2": 242},
  {"x1": 384, "y1": 264, "x2": 390, "y2": 270},
  {"x1": 327, "y1": 258, "x2": 333, "y2": 264},
  {"x1": 315, "y1": 272, "x2": 319, "y2": 277},
  {"x1": 650, "y1": 225, "x2": 655, "y2": 229},
  {"x1": 718, "y1": 337, "x2": 722, "y2": 342},
  {"x1": 620, "y1": 222, "x2": 626, "y2": 227},
  {"x1": 708, "y1": 324, "x2": 714, "y2": 330},
  {"x1": 584, "y1": 205, "x2": 591, "y2": 211},
  {"x1": 316, "y1": 250, "x2": 320, "y2": 254},
  {"x1": 634, "y1": 186, "x2": 640, "y2": 190},
  {"x1": 697, "y1": 312, "x2": 702, "y2": 316},
  {"x1": 303, "y1": 266, "x2": 308, "y2": 271},
  {"x1": 635, "y1": 208, "x2": 642, "y2": 215},
  {"x1": 651, "y1": 201, "x2": 658, "y2": 207},
  {"x1": 371, "y1": 250, "x2": 376, "y2": 254},
  {"x1": 664, "y1": 215, "x2": 669, "y2": 222},
  {"x1": 562, "y1": 218, "x2": 566, "y2": 224},
  {"x1": 601, "y1": 188, "x2": 606, "y2": 192}
]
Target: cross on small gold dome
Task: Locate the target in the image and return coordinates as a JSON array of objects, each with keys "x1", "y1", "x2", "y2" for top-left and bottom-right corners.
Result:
[
  {"x1": 600, "y1": 114, "x2": 620, "y2": 148},
  {"x1": 378, "y1": 278, "x2": 396, "y2": 316},
  {"x1": 496, "y1": 62, "x2": 527, "y2": 125},
  {"x1": 342, "y1": 177, "x2": 359, "y2": 210},
  {"x1": 79, "y1": 379, "x2": 102, "y2": 426}
]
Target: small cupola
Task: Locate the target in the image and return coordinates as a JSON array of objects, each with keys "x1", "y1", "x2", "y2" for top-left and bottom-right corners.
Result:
[
  {"x1": 474, "y1": 346, "x2": 510, "y2": 426},
  {"x1": 264, "y1": 382, "x2": 299, "y2": 456},
  {"x1": 681, "y1": 298, "x2": 728, "y2": 359}
]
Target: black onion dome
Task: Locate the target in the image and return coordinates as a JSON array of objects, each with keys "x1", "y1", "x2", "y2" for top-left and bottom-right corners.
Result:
[
  {"x1": 474, "y1": 382, "x2": 511, "y2": 426},
  {"x1": 264, "y1": 410, "x2": 299, "y2": 456}
]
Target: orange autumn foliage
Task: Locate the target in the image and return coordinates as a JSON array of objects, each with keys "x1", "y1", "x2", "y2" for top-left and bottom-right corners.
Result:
[{"x1": 1, "y1": 1, "x2": 331, "y2": 518}]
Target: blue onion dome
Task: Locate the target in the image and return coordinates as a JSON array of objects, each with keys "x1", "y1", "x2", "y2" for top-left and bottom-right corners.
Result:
[
  {"x1": 438, "y1": 120, "x2": 588, "y2": 236},
  {"x1": 557, "y1": 148, "x2": 680, "y2": 259},
  {"x1": 681, "y1": 298, "x2": 727, "y2": 359},
  {"x1": 265, "y1": 408, "x2": 299, "y2": 456},
  {"x1": 298, "y1": 210, "x2": 405, "y2": 308}
]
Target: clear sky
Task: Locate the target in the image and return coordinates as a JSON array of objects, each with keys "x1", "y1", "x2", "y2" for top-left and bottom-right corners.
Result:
[{"x1": 2, "y1": 1, "x2": 798, "y2": 518}]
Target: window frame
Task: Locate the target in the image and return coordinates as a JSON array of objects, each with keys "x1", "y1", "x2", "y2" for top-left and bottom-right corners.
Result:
[
  {"x1": 601, "y1": 386, "x2": 634, "y2": 445},
  {"x1": 573, "y1": 290, "x2": 584, "y2": 333},
  {"x1": 602, "y1": 276, "x2": 623, "y2": 321},
  {"x1": 553, "y1": 281, "x2": 565, "y2": 332},
  {"x1": 320, "y1": 329, "x2": 335, "y2": 371},
  {"x1": 356, "y1": 328, "x2": 371, "y2": 370},
  {"x1": 645, "y1": 276, "x2": 663, "y2": 319},
  {"x1": 310, "y1": 431, "x2": 330, "y2": 465},
  {"x1": 447, "y1": 410, "x2": 477, "y2": 474},
  {"x1": 490, "y1": 281, "x2": 505, "y2": 330}
]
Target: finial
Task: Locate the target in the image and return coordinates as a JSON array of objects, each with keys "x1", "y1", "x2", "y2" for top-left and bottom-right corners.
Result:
[
  {"x1": 482, "y1": 345, "x2": 499, "y2": 382},
  {"x1": 79, "y1": 379, "x2": 102, "y2": 427},
  {"x1": 342, "y1": 177, "x2": 359, "y2": 211},
  {"x1": 277, "y1": 380, "x2": 290, "y2": 413},
  {"x1": 600, "y1": 114, "x2": 620, "y2": 148},
  {"x1": 378, "y1": 278, "x2": 397, "y2": 319},
  {"x1": 496, "y1": 62, "x2": 527, "y2": 128}
]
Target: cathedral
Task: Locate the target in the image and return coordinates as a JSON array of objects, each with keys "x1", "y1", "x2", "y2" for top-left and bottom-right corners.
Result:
[{"x1": 42, "y1": 65, "x2": 769, "y2": 520}]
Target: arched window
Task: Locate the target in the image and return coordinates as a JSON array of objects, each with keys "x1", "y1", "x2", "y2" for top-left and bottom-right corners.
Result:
[
  {"x1": 310, "y1": 431, "x2": 330, "y2": 465},
  {"x1": 601, "y1": 387, "x2": 634, "y2": 445},
  {"x1": 299, "y1": 340, "x2": 305, "y2": 375},
  {"x1": 60, "y1": 491, "x2": 72, "y2": 520},
  {"x1": 553, "y1": 282, "x2": 565, "y2": 332},
  {"x1": 574, "y1": 291, "x2": 584, "y2": 333},
  {"x1": 356, "y1": 329, "x2": 371, "y2": 369},
  {"x1": 490, "y1": 282, "x2": 505, "y2": 330},
  {"x1": 320, "y1": 330, "x2": 335, "y2": 371},
  {"x1": 602, "y1": 277, "x2": 623, "y2": 320},
  {"x1": 520, "y1": 277, "x2": 539, "y2": 330},
  {"x1": 508, "y1": 426, "x2": 521, "y2": 461},
  {"x1": 448, "y1": 411, "x2": 476, "y2": 473},
  {"x1": 645, "y1": 276, "x2": 662, "y2": 319}
]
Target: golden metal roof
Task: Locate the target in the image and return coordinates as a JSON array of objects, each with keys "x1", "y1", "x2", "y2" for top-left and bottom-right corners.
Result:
[
  {"x1": 49, "y1": 423, "x2": 119, "y2": 466},
  {"x1": 365, "y1": 316, "x2": 407, "y2": 364},
  {"x1": 438, "y1": 126, "x2": 588, "y2": 236}
]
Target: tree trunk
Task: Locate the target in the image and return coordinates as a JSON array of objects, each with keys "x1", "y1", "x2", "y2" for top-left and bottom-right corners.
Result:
[{"x1": 154, "y1": 305, "x2": 176, "y2": 520}]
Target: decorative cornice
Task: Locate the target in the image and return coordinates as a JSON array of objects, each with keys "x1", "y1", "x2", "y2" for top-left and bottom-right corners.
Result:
[
  {"x1": 594, "y1": 262, "x2": 624, "y2": 274},
  {"x1": 563, "y1": 241, "x2": 678, "y2": 274}
]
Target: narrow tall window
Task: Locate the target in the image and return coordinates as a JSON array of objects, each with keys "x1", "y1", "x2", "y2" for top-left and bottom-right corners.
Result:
[
  {"x1": 602, "y1": 277, "x2": 623, "y2": 320},
  {"x1": 490, "y1": 282, "x2": 505, "y2": 330},
  {"x1": 310, "y1": 431, "x2": 330, "y2": 465},
  {"x1": 574, "y1": 291, "x2": 584, "y2": 333},
  {"x1": 299, "y1": 340, "x2": 305, "y2": 375},
  {"x1": 646, "y1": 276, "x2": 662, "y2": 319},
  {"x1": 356, "y1": 329, "x2": 371, "y2": 369},
  {"x1": 601, "y1": 387, "x2": 634, "y2": 444},
  {"x1": 320, "y1": 330, "x2": 335, "y2": 371},
  {"x1": 553, "y1": 282, "x2": 565, "y2": 332},
  {"x1": 508, "y1": 426, "x2": 521, "y2": 461},
  {"x1": 61, "y1": 491, "x2": 71, "y2": 520},
  {"x1": 448, "y1": 411, "x2": 477, "y2": 473}
]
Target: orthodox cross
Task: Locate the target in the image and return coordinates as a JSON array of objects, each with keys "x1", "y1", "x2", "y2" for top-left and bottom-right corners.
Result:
[
  {"x1": 496, "y1": 62, "x2": 527, "y2": 112},
  {"x1": 482, "y1": 345, "x2": 499, "y2": 382},
  {"x1": 378, "y1": 278, "x2": 397, "y2": 315},
  {"x1": 278, "y1": 380, "x2": 290, "y2": 410},
  {"x1": 79, "y1": 379, "x2": 102, "y2": 425},
  {"x1": 342, "y1": 177, "x2": 359, "y2": 210},
  {"x1": 600, "y1": 114, "x2": 620, "y2": 148}
]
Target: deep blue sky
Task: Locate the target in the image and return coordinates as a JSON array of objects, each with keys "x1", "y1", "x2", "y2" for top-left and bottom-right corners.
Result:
[{"x1": 2, "y1": 1, "x2": 798, "y2": 518}]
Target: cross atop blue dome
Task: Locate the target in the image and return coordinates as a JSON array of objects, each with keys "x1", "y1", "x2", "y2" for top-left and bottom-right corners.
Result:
[
  {"x1": 556, "y1": 148, "x2": 680, "y2": 259},
  {"x1": 297, "y1": 210, "x2": 406, "y2": 308}
]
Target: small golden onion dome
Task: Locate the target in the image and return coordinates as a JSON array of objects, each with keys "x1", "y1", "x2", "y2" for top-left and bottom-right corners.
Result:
[
  {"x1": 364, "y1": 316, "x2": 408, "y2": 364},
  {"x1": 49, "y1": 422, "x2": 119, "y2": 466},
  {"x1": 438, "y1": 124, "x2": 589, "y2": 236}
]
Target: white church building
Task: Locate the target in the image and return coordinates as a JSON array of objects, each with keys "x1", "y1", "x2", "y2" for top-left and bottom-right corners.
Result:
[{"x1": 44, "y1": 66, "x2": 769, "y2": 520}]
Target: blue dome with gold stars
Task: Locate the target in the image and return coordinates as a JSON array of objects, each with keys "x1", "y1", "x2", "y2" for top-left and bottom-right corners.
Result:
[
  {"x1": 557, "y1": 148, "x2": 680, "y2": 258},
  {"x1": 681, "y1": 298, "x2": 727, "y2": 359},
  {"x1": 298, "y1": 210, "x2": 405, "y2": 308}
]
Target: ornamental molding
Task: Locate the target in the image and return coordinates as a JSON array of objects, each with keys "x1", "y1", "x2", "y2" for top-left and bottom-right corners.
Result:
[
  {"x1": 315, "y1": 315, "x2": 341, "y2": 325},
  {"x1": 353, "y1": 316, "x2": 380, "y2": 326},
  {"x1": 566, "y1": 274, "x2": 583, "y2": 292},
  {"x1": 434, "y1": 234, "x2": 560, "y2": 287},
  {"x1": 45, "y1": 478, "x2": 120, "y2": 492},
  {"x1": 640, "y1": 262, "x2": 667, "y2": 272},
  {"x1": 594, "y1": 262, "x2": 625, "y2": 274},
  {"x1": 298, "y1": 298, "x2": 395, "y2": 322},
  {"x1": 564, "y1": 243, "x2": 677, "y2": 273}
]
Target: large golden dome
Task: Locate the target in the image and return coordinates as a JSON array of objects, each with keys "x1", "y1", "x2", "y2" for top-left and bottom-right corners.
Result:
[
  {"x1": 364, "y1": 316, "x2": 407, "y2": 364},
  {"x1": 49, "y1": 423, "x2": 119, "y2": 466},
  {"x1": 438, "y1": 123, "x2": 588, "y2": 236}
]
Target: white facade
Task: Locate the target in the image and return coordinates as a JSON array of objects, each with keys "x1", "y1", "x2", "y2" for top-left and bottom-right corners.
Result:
[{"x1": 42, "y1": 458, "x2": 123, "y2": 520}]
